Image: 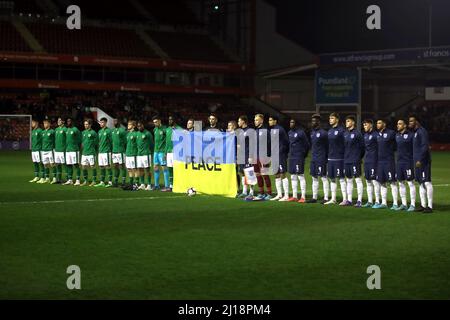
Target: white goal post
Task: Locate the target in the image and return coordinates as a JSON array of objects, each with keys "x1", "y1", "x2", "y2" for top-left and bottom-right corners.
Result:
[{"x1": 0, "y1": 114, "x2": 32, "y2": 150}]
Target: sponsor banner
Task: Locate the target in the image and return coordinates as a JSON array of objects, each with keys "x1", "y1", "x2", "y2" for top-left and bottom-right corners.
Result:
[
  {"x1": 0, "y1": 140, "x2": 29, "y2": 150},
  {"x1": 0, "y1": 51, "x2": 250, "y2": 74},
  {"x1": 315, "y1": 68, "x2": 360, "y2": 105},
  {"x1": 320, "y1": 46, "x2": 450, "y2": 66},
  {"x1": 0, "y1": 79, "x2": 251, "y2": 96}
]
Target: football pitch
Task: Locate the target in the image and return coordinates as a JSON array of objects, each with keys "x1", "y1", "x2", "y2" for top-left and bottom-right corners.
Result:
[{"x1": 0, "y1": 150, "x2": 449, "y2": 300}]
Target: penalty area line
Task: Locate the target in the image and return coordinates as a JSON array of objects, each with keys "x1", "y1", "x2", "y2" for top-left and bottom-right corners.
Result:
[{"x1": 0, "y1": 195, "x2": 186, "y2": 205}]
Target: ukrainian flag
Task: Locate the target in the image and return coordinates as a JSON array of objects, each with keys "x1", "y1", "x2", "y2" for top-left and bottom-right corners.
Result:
[{"x1": 172, "y1": 130, "x2": 237, "y2": 197}]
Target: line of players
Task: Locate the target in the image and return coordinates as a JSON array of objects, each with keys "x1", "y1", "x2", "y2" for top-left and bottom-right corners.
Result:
[
  {"x1": 29, "y1": 111, "x2": 434, "y2": 213},
  {"x1": 231, "y1": 112, "x2": 433, "y2": 213},
  {"x1": 29, "y1": 115, "x2": 182, "y2": 191}
]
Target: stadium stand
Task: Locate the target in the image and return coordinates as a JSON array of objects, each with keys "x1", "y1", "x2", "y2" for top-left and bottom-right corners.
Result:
[
  {"x1": 25, "y1": 22, "x2": 158, "y2": 58},
  {"x1": 148, "y1": 30, "x2": 231, "y2": 62},
  {"x1": 139, "y1": 1, "x2": 200, "y2": 26},
  {"x1": 11, "y1": 0, "x2": 43, "y2": 14},
  {"x1": 0, "y1": 20, "x2": 32, "y2": 52},
  {"x1": 53, "y1": 0, "x2": 146, "y2": 21}
]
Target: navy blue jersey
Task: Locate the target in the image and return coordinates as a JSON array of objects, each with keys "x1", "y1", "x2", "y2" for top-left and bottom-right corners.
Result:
[
  {"x1": 311, "y1": 128, "x2": 328, "y2": 163},
  {"x1": 377, "y1": 128, "x2": 396, "y2": 162},
  {"x1": 236, "y1": 127, "x2": 251, "y2": 162},
  {"x1": 256, "y1": 125, "x2": 271, "y2": 158},
  {"x1": 364, "y1": 130, "x2": 378, "y2": 164},
  {"x1": 327, "y1": 126, "x2": 345, "y2": 160},
  {"x1": 344, "y1": 128, "x2": 364, "y2": 164},
  {"x1": 288, "y1": 127, "x2": 310, "y2": 159},
  {"x1": 395, "y1": 130, "x2": 414, "y2": 163},
  {"x1": 413, "y1": 126, "x2": 431, "y2": 164},
  {"x1": 271, "y1": 124, "x2": 289, "y2": 155}
]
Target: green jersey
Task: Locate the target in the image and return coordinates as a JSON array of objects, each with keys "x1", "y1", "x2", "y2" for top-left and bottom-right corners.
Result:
[
  {"x1": 41, "y1": 129, "x2": 55, "y2": 151},
  {"x1": 136, "y1": 129, "x2": 154, "y2": 156},
  {"x1": 31, "y1": 128, "x2": 43, "y2": 152},
  {"x1": 66, "y1": 126, "x2": 81, "y2": 152},
  {"x1": 112, "y1": 127, "x2": 127, "y2": 153},
  {"x1": 125, "y1": 130, "x2": 138, "y2": 156},
  {"x1": 54, "y1": 126, "x2": 67, "y2": 152},
  {"x1": 82, "y1": 129, "x2": 98, "y2": 156},
  {"x1": 166, "y1": 125, "x2": 182, "y2": 153},
  {"x1": 98, "y1": 127, "x2": 112, "y2": 153},
  {"x1": 153, "y1": 125, "x2": 167, "y2": 153}
]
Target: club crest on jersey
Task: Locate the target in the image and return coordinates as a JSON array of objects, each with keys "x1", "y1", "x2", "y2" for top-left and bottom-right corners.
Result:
[
  {"x1": 88, "y1": 134, "x2": 91, "y2": 137},
  {"x1": 294, "y1": 133, "x2": 298, "y2": 138},
  {"x1": 383, "y1": 133, "x2": 387, "y2": 138},
  {"x1": 351, "y1": 134, "x2": 355, "y2": 139},
  {"x1": 415, "y1": 133, "x2": 418, "y2": 138},
  {"x1": 403, "y1": 134, "x2": 408, "y2": 139},
  {"x1": 316, "y1": 133, "x2": 320, "y2": 138},
  {"x1": 334, "y1": 131, "x2": 338, "y2": 135},
  {"x1": 369, "y1": 135, "x2": 372, "y2": 140}
]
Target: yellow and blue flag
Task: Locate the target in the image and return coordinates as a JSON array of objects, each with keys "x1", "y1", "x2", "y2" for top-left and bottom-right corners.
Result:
[{"x1": 172, "y1": 130, "x2": 237, "y2": 197}]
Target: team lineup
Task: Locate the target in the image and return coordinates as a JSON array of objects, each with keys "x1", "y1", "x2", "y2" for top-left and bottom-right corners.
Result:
[{"x1": 28, "y1": 111, "x2": 434, "y2": 213}]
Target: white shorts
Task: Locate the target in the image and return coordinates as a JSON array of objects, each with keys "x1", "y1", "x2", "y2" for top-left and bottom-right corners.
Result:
[
  {"x1": 54, "y1": 151, "x2": 65, "y2": 164},
  {"x1": 137, "y1": 155, "x2": 151, "y2": 168},
  {"x1": 166, "y1": 153, "x2": 174, "y2": 168},
  {"x1": 41, "y1": 151, "x2": 54, "y2": 165},
  {"x1": 126, "y1": 156, "x2": 136, "y2": 169},
  {"x1": 66, "y1": 152, "x2": 80, "y2": 165},
  {"x1": 98, "y1": 153, "x2": 111, "y2": 166},
  {"x1": 31, "y1": 151, "x2": 41, "y2": 163},
  {"x1": 112, "y1": 153, "x2": 125, "y2": 165},
  {"x1": 81, "y1": 155, "x2": 95, "y2": 166}
]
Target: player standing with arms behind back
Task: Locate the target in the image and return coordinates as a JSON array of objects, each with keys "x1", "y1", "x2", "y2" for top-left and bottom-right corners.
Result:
[
  {"x1": 372, "y1": 119, "x2": 399, "y2": 210},
  {"x1": 136, "y1": 120, "x2": 154, "y2": 191},
  {"x1": 153, "y1": 116, "x2": 170, "y2": 191},
  {"x1": 362, "y1": 119, "x2": 380, "y2": 208},
  {"x1": 64, "y1": 118, "x2": 81, "y2": 186},
  {"x1": 125, "y1": 120, "x2": 139, "y2": 186},
  {"x1": 95, "y1": 117, "x2": 113, "y2": 187},
  {"x1": 324, "y1": 113, "x2": 347, "y2": 205},
  {"x1": 287, "y1": 118, "x2": 310, "y2": 202},
  {"x1": 166, "y1": 115, "x2": 182, "y2": 190},
  {"x1": 307, "y1": 114, "x2": 329, "y2": 203},
  {"x1": 38, "y1": 119, "x2": 57, "y2": 184},
  {"x1": 54, "y1": 117, "x2": 67, "y2": 184},
  {"x1": 395, "y1": 119, "x2": 416, "y2": 211},
  {"x1": 343, "y1": 115, "x2": 365, "y2": 207},
  {"x1": 80, "y1": 119, "x2": 98, "y2": 186},
  {"x1": 111, "y1": 118, "x2": 127, "y2": 187},
  {"x1": 29, "y1": 119, "x2": 43, "y2": 183},
  {"x1": 409, "y1": 115, "x2": 433, "y2": 213}
]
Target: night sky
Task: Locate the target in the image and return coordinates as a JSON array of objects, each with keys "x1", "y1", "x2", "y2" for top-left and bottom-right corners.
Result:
[{"x1": 267, "y1": 0, "x2": 450, "y2": 53}]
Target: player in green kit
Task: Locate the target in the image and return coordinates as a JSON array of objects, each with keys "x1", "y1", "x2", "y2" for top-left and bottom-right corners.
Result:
[
  {"x1": 37, "y1": 118, "x2": 57, "y2": 184},
  {"x1": 95, "y1": 117, "x2": 113, "y2": 187},
  {"x1": 136, "y1": 120, "x2": 154, "y2": 190},
  {"x1": 152, "y1": 116, "x2": 170, "y2": 191},
  {"x1": 29, "y1": 119, "x2": 43, "y2": 182},
  {"x1": 64, "y1": 117, "x2": 82, "y2": 185},
  {"x1": 125, "y1": 120, "x2": 139, "y2": 186},
  {"x1": 80, "y1": 119, "x2": 98, "y2": 186},
  {"x1": 54, "y1": 117, "x2": 67, "y2": 183},
  {"x1": 166, "y1": 115, "x2": 182, "y2": 190},
  {"x1": 29, "y1": 119, "x2": 44, "y2": 183},
  {"x1": 111, "y1": 118, "x2": 127, "y2": 187}
]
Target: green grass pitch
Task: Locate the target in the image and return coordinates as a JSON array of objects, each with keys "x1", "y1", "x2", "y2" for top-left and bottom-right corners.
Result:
[{"x1": 0, "y1": 150, "x2": 449, "y2": 299}]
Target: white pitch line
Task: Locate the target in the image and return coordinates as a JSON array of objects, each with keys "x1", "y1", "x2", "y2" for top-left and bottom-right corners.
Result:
[{"x1": 0, "y1": 195, "x2": 186, "y2": 205}]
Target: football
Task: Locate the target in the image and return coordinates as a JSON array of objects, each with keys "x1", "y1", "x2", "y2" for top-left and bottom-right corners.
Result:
[{"x1": 186, "y1": 187, "x2": 197, "y2": 197}]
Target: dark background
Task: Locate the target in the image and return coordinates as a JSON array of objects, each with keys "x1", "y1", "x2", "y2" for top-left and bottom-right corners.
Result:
[{"x1": 268, "y1": 0, "x2": 450, "y2": 53}]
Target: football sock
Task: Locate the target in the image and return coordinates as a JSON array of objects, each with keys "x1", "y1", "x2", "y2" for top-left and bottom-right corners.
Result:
[
  {"x1": 33, "y1": 162, "x2": 40, "y2": 177},
  {"x1": 92, "y1": 168, "x2": 97, "y2": 183},
  {"x1": 373, "y1": 180, "x2": 380, "y2": 204},
  {"x1": 321, "y1": 177, "x2": 329, "y2": 200},
  {"x1": 100, "y1": 168, "x2": 106, "y2": 183},
  {"x1": 355, "y1": 177, "x2": 363, "y2": 202},
  {"x1": 339, "y1": 178, "x2": 347, "y2": 202},
  {"x1": 67, "y1": 165, "x2": 73, "y2": 180},
  {"x1": 346, "y1": 178, "x2": 353, "y2": 202},
  {"x1": 330, "y1": 181, "x2": 337, "y2": 201},
  {"x1": 312, "y1": 177, "x2": 319, "y2": 200},
  {"x1": 419, "y1": 183, "x2": 427, "y2": 208},
  {"x1": 275, "y1": 178, "x2": 282, "y2": 197},
  {"x1": 366, "y1": 180, "x2": 374, "y2": 203},
  {"x1": 282, "y1": 177, "x2": 289, "y2": 197},
  {"x1": 291, "y1": 174, "x2": 298, "y2": 198},
  {"x1": 407, "y1": 181, "x2": 416, "y2": 207},
  {"x1": 299, "y1": 175, "x2": 306, "y2": 199},
  {"x1": 425, "y1": 182, "x2": 433, "y2": 209},
  {"x1": 163, "y1": 168, "x2": 170, "y2": 188},
  {"x1": 381, "y1": 184, "x2": 388, "y2": 205},
  {"x1": 154, "y1": 169, "x2": 160, "y2": 188},
  {"x1": 391, "y1": 183, "x2": 398, "y2": 206},
  {"x1": 399, "y1": 181, "x2": 407, "y2": 206}
]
